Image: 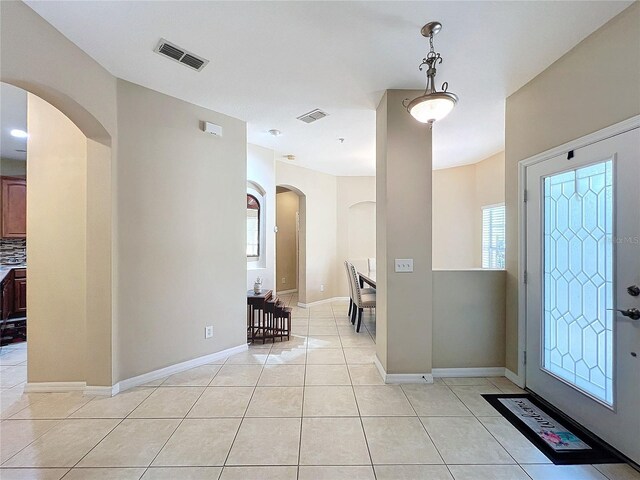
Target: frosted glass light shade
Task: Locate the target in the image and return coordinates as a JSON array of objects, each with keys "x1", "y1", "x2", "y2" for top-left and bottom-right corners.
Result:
[{"x1": 407, "y1": 92, "x2": 458, "y2": 124}]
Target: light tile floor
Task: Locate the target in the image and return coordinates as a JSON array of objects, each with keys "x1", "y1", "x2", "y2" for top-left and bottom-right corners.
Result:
[{"x1": 0, "y1": 298, "x2": 638, "y2": 479}]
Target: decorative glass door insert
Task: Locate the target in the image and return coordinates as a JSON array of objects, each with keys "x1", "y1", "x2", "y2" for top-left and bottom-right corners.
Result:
[{"x1": 542, "y1": 159, "x2": 614, "y2": 405}]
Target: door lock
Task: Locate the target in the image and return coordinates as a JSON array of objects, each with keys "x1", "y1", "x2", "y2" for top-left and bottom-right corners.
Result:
[
  {"x1": 616, "y1": 308, "x2": 640, "y2": 321},
  {"x1": 627, "y1": 285, "x2": 640, "y2": 297}
]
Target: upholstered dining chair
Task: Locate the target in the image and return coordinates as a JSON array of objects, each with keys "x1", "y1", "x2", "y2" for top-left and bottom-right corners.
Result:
[
  {"x1": 348, "y1": 262, "x2": 376, "y2": 333},
  {"x1": 367, "y1": 257, "x2": 376, "y2": 272},
  {"x1": 344, "y1": 261, "x2": 374, "y2": 321}
]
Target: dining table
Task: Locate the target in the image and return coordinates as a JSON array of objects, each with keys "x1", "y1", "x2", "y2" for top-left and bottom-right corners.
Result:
[{"x1": 358, "y1": 269, "x2": 376, "y2": 289}]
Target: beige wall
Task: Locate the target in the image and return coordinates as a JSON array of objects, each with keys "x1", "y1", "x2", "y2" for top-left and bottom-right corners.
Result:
[
  {"x1": 432, "y1": 152, "x2": 505, "y2": 269},
  {"x1": 116, "y1": 80, "x2": 247, "y2": 381},
  {"x1": 336, "y1": 176, "x2": 376, "y2": 295},
  {"x1": 247, "y1": 144, "x2": 276, "y2": 292},
  {"x1": 26, "y1": 94, "x2": 87, "y2": 383},
  {"x1": 276, "y1": 190, "x2": 299, "y2": 292},
  {"x1": 348, "y1": 202, "x2": 376, "y2": 266},
  {"x1": 276, "y1": 162, "x2": 337, "y2": 304},
  {"x1": 504, "y1": 3, "x2": 640, "y2": 374},
  {"x1": 432, "y1": 165, "x2": 476, "y2": 269},
  {"x1": 1, "y1": 158, "x2": 27, "y2": 177},
  {"x1": 433, "y1": 270, "x2": 506, "y2": 368},
  {"x1": 376, "y1": 90, "x2": 433, "y2": 375},
  {"x1": 2, "y1": 1, "x2": 115, "y2": 386}
]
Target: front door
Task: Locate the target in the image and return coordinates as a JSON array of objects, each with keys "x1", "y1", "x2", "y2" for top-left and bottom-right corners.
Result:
[{"x1": 525, "y1": 127, "x2": 640, "y2": 463}]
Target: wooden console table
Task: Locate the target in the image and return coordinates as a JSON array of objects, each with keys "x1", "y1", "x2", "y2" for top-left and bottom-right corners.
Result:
[{"x1": 247, "y1": 289, "x2": 272, "y2": 343}]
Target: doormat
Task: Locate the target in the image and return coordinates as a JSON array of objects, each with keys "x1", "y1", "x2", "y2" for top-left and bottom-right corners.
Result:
[{"x1": 482, "y1": 393, "x2": 622, "y2": 465}]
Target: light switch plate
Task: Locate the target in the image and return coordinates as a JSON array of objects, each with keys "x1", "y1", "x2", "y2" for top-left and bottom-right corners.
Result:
[{"x1": 395, "y1": 259, "x2": 414, "y2": 273}]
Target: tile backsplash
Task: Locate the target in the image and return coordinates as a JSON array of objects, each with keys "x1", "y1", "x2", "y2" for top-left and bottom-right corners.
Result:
[{"x1": 0, "y1": 238, "x2": 26, "y2": 265}]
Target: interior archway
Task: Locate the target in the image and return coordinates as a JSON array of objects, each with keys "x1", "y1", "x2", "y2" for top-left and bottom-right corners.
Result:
[
  {"x1": 276, "y1": 185, "x2": 307, "y2": 305},
  {"x1": 0, "y1": 80, "x2": 113, "y2": 389}
]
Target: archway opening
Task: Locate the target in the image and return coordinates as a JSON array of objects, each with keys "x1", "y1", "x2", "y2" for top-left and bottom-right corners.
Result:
[
  {"x1": 0, "y1": 81, "x2": 113, "y2": 390},
  {"x1": 276, "y1": 185, "x2": 306, "y2": 305}
]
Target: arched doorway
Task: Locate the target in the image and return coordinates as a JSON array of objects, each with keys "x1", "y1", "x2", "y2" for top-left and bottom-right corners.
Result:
[
  {"x1": 276, "y1": 185, "x2": 306, "y2": 305},
  {"x1": 0, "y1": 81, "x2": 113, "y2": 391}
]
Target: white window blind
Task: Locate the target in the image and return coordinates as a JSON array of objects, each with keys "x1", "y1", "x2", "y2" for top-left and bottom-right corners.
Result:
[{"x1": 482, "y1": 204, "x2": 505, "y2": 269}]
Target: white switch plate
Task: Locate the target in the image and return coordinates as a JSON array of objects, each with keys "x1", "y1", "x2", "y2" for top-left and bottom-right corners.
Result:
[
  {"x1": 205, "y1": 326, "x2": 213, "y2": 339},
  {"x1": 395, "y1": 259, "x2": 414, "y2": 273},
  {"x1": 320, "y1": 284, "x2": 325, "y2": 292}
]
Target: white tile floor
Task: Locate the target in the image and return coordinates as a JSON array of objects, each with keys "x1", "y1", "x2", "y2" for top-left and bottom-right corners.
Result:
[{"x1": 0, "y1": 297, "x2": 638, "y2": 479}]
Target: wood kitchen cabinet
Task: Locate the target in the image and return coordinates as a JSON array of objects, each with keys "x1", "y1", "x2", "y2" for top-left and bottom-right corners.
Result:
[
  {"x1": 0, "y1": 269, "x2": 26, "y2": 345},
  {"x1": 1, "y1": 176, "x2": 27, "y2": 238},
  {"x1": 13, "y1": 269, "x2": 27, "y2": 314}
]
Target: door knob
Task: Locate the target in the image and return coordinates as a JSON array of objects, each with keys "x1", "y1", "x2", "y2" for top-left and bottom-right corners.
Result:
[
  {"x1": 616, "y1": 308, "x2": 640, "y2": 321},
  {"x1": 627, "y1": 285, "x2": 640, "y2": 297}
]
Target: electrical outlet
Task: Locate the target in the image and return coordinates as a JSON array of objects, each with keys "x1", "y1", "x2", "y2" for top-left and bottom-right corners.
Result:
[
  {"x1": 394, "y1": 259, "x2": 414, "y2": 273},
  {"x1": 281, "y1": 277, "x2": 286, "y2": 284},
  {"x1": 320, "y1": 284, "x2": 325, "y2": 292},
  {"x1": 205, "y1": 326, "x2": 213, "y2": 339}
]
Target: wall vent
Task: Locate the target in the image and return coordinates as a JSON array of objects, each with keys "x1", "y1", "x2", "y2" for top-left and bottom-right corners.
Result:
[
  {"x1": 154, "y1": 39, "x2": 209, "y2": 72},
  {"x1": 297, "y1": 109, "x2": 329, "y2": 123}
]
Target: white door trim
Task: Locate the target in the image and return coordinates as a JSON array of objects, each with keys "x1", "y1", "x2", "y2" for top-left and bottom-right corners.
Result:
[{"x1": 516, "y1": 114, "x2": 640, "y2": 389}]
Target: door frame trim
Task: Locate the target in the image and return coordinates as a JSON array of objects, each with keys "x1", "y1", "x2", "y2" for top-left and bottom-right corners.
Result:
[{"x1": 516, "y1": 114, "x2": 640, "y2": 389}]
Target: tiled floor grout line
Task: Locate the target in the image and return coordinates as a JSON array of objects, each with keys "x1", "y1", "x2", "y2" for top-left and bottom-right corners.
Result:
[
  {"x1": 345, "y1": 349, "x2": 378, "y2": 480},
  {"x1": 445, "y1": 380, "x2": 535, "y2": 479},
  {"x1": 0, "y1": 414, "x2": 62, "y2": 466},
  {"x1": 139, "y1": 376, "x2": 218, "y2": 480},
  {"x1": 398, "y1": 383, "x2": 449, "y2": 476},
  {"x1": 1, "y1": 389, "x2": 113, "y2": 467},
  {"x1": 59, "y1": 416, "x2": 128, "y2": 478},
  {"x1": 295, "y1": 327, "x2": 310, "y2": 480},
  {"x1": 219, "y1": 345, "x2": 267, "y2": 475}
]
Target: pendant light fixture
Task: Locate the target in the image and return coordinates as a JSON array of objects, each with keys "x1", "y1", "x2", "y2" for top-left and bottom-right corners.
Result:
[{"x1": 403, "y1": 21, "x2": 458, "y2": 127}]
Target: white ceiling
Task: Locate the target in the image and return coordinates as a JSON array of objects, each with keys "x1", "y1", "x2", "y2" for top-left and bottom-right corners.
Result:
[
  {"x1": 26, "y1": 1, "x2": 631, "y2": 175},
  {"x1": 0, "y1": 83, "x2": 28, "y2": 161}
]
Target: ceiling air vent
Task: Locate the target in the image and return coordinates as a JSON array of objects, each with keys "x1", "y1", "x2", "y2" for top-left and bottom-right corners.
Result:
[
  {"x1": 154, "y1": 38, "x2": 209, "y2": 72},
  {"x1": 297, "y1": 109, "x2": 329, "y2": 124}
]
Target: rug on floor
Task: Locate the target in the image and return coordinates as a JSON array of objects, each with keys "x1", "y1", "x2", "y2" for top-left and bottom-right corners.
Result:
[{"x1": 482, "y1": 393, "x2": 622, "y2": 465}]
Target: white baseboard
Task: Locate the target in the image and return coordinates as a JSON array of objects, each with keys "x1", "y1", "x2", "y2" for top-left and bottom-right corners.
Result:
[
  {"x1": 24, "y1": 381, "x2": 86, "y2": 393},
  {"x1": 276, "y1": 289, "x2": 298, "y2": 295},
  {"x1": 374, "y1": 356, "x2": 433, "y2": 384},
  {"x1": 115, "y1": 343, "x2": 248, "y2": 394},
  {"x1": 24, "y1": 343, "x2": 248, "y2": 397},
  {"x1": 298, "y1": 296, "x2": 350, "y2": 308},
  {"x1": 432, "y1": 367, "x2": 506, "y2": 378},
  {"x1": 505, "y1": 368, "x2": 524, "y2": 388},
  {"x1": 85, "y1": 385, "x2": 119, "y2": 396}
]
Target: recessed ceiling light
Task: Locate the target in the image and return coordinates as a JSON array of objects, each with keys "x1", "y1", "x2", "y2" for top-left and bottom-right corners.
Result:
[
  {"x1": 10, "y1": 129, "x2": 28, "y2": 138},
  {"x1": 268, "y1": 129, "x2": 282, "y2": 137},
  {"x1": 283, "y1": 154, "x2": 296, "y2": 161}
]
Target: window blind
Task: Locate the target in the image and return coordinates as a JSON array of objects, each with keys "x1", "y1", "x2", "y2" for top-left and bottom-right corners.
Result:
[{"x1": 482, "y1": 204, "x2": 505, "y2": 269}]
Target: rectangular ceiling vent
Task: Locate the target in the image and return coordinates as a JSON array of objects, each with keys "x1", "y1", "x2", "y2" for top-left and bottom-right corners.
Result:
[
  {"x1": 154, "y1": 38, "x2": 209, "y2": 72},
  {"x1": 297, "y1": 109, "x2": 329, "y2": 124}
]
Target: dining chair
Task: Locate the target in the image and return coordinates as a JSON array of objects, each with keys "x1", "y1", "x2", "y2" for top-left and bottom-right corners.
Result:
[
  {"x1": 367, "y1": 257, "x2": 376, "y2": 272},
  {"x1": 348, "y1": 262, "x2": 376, "y2": 333},
  {"x1": 345, "y1": 261, "x2": 375, "y2": 322},
  {"x1": 344, "y1": 261, "x2": 355, "y2": 318}
]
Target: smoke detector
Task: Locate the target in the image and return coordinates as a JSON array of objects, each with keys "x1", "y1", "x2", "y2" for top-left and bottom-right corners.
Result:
[
  {"x1": 154, "y1": 38, "x2": 209, "y2": 72},
  {"x1": 268, "y1": 129, "x2": 282, "y2": 137}
]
